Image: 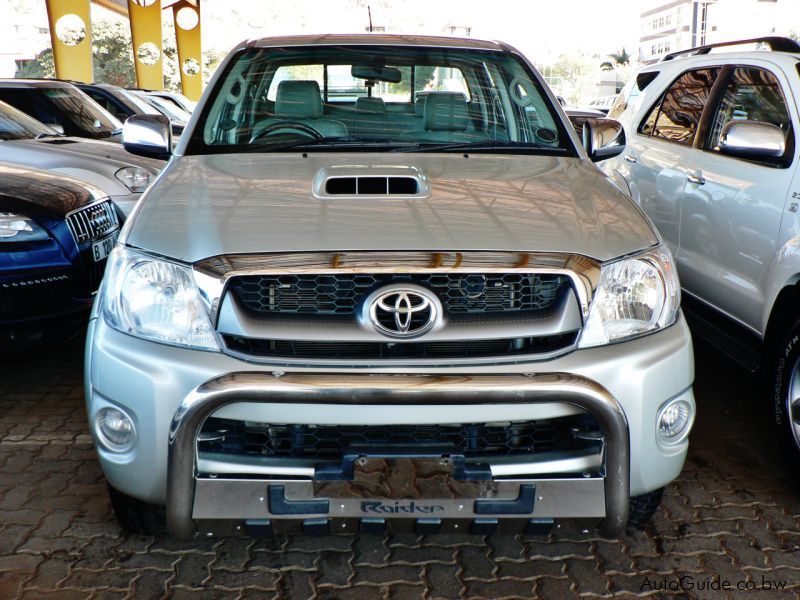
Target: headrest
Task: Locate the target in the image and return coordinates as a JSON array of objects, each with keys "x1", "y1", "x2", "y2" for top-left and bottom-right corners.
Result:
[
  {"x1": 276, "y1": 80, "x2": 323, "y2": 118},
  {"x1": 423, "y1": 92, "x2": 469, "y2": 131},
  {"x1": 414, "y1": 95, "x2": 425, "y2": 116},
  {"x1": 355, "y1": 96, "x2": 386, "y2": 114}
]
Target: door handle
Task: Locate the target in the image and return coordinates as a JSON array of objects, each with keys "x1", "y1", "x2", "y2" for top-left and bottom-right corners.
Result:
[
  {"x1": 624, "y1": 155, "x2": 637, "y2": 163},
  {"x1": 686, "y1": 172, "x2": 706, "y2": 185}
]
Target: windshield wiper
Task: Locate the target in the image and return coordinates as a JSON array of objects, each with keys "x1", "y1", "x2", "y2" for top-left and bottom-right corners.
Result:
[
  {"x1": 399, "y1": 141, "x2": 563, "y2": 153},
  {"x1": 243, "y1": 137, "x2": 421, "y2": 153}
]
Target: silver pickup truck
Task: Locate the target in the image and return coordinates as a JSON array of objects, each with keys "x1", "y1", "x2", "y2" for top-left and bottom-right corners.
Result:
[{"x1": 85, "y1": 34, "x2": 695, "y2": 539}]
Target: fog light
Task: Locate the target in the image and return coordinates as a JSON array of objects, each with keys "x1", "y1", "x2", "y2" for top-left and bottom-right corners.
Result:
[
  {"x1": 657, "y1": 399, "x2": 693, "y2": 443},
  {"x1": 95, "y1": 407, "x2": 136, "y2": 452}
]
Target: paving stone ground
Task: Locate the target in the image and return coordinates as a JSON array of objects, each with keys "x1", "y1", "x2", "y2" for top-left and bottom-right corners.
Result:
[{"x1": 1, "y1": 334, "x2": 799, "y2": 599}]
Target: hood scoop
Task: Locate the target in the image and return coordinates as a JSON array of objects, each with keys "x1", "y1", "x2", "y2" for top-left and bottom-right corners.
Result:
[{"x1": 313, "y1": 165, "x2": 430, "y2": 198}]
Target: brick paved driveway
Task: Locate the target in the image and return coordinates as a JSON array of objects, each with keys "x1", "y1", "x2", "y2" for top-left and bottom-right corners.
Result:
[{"x1": 1, "y1": 335, "x2": 799, "y2": 599}]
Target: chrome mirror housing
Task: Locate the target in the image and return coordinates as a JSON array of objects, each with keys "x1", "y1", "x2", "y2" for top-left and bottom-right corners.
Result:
[
  {"x1": 719, "y1": 120, "x2": 785, "y2": 159},
  {"x1": 570, "y1": 117, "x2": 626, "y2": 162},
  {"x1": 122, "y1": 114, "x2": 172, "y2": 159}
]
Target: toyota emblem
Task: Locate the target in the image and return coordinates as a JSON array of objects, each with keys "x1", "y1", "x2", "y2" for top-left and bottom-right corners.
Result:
[{"x1": 368, "y1": 286, "x2": 439, "y2": 338}]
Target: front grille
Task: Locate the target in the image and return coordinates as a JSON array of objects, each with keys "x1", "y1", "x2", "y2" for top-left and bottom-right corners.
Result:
[
  {"x1": 0, "y1": 273, "x2": 75, "y2": 316},
  {"x1": 223, "y1": 333, "x2": 577, "y2": 360},
  {"x1": 198, "y1": 414, "x2": 601, "y2": 462},
  {"x1": 66, "y1": 201, "x2": 118, "y2": 244},
  {"x1": 229, "y1": 273, "x2": 569, "y2": 315}
]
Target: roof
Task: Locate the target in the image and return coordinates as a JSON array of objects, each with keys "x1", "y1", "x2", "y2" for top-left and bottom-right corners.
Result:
[
  {"x1": 0, "y1": 79, "x2": 76, "y2": 88},
  {"x1": 247, "y1": 33, "x2": 506, "y2": 52}
]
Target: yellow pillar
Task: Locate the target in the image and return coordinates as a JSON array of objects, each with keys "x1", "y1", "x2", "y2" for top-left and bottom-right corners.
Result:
[
  {"x1": 45, "y1": 0, "x2": 93, "y2": 83},
  {"x1": 173, "y1": 1, "x2": 203, "y2": 101},
  {"x1": 128, "y1": 0, "x2": 163, "y2": 90}
]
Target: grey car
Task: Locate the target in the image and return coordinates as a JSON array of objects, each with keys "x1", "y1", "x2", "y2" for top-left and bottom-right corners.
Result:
[
  {"x1": 0, "y1": 99, "x2": 163, "y2": 216},
  {"x1": 86, "y1": 34, "x2": 695, "y2": 540}
]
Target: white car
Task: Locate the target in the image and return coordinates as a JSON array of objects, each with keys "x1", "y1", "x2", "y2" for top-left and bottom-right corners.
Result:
[{"x1": 602, "y1": 36, "x2": 800, "y2": 462}]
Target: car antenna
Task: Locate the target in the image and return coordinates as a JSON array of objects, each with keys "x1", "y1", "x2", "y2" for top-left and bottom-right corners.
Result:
[{"x1": 367, "y1": 5, "x2": 373, "y2": 32}]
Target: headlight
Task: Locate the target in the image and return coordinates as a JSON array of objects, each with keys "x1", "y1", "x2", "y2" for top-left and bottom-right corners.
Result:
[
  {"x1": 578, "y1": 245, "x2": 680, "y2": 348},
  {"x1": 115, "y1": 166, "x2": 153, "y2": 193},
  {"x1": 101, "y1": 247, "x2": 219, "y2": 351},
  {"x1": 0, "y1": 212, "x2": 49, "y2": 242}
]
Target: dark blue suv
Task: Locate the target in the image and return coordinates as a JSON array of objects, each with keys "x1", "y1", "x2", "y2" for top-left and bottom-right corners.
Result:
[{"x1": 0, "y1": 162, "x2": 119, "y2": 349}]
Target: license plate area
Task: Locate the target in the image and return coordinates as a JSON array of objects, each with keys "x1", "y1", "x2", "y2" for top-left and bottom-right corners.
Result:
[
  {"x1": 313, "y1": 456, "x2": 495, "y2": 500},
  {"x1": 91, "y1": 233, "x2": 117, "y2": 262}
]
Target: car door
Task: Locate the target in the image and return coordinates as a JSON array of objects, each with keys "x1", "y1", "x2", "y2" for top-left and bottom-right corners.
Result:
[
  {"x1": 676, "y1": 64, "x2": 797, "y2": 331},
  {"x1": 619, "y1": 67, "x2": 721, "y2": 256}
]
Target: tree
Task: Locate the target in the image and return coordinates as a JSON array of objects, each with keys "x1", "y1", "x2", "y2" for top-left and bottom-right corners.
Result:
[{"x1": 600, "y1": 48, "x2": 630, "y2": 72}]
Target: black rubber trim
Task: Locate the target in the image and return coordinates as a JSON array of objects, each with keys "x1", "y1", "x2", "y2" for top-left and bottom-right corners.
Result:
[
  {"x1": 268, "y1": 485, "x2": 330, "y2": 515},
  {"x1": 474, "y1": 484, "x2": 536, "y2": 515}
]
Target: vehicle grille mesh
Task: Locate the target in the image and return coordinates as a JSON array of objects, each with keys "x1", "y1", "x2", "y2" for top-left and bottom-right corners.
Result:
[
  {"x1": 229, "y1": 273, "x2": 569, "y2": 315},
  {"x1": 198, "y1": 414, "x2": 601, "y2": 462},
  {"x1": 66, "y1": 201, "x2": 118, "y2": 244}
]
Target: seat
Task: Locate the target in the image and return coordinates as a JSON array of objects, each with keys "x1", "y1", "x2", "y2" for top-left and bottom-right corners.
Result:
[
  {"x1": 355, "y1": 97, "x2": 386, "y2": 114},
  {"x1": 403, "y1": 92, "x2": 488, "y2": 143},
  {"x1": 251, "y1": 80, "x2": 347, "y2": 141}
]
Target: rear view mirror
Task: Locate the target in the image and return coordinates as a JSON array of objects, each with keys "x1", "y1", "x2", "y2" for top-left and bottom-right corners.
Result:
[
  {"x1": 570, "y1": 117, "x2": 626, "y2": 162},
  {"x1": 719, "y1": 120, "x2": 785, "y2": 159},
  {"x1": 122, "y1": 114, "x2": 172, "y2": 159},
  {"x1": 351, "y1": 65, "x2": 402, "y2": 83}
]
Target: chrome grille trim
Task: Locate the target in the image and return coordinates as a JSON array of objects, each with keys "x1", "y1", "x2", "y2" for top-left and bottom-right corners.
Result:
[
  {"x1": 66, "y1": 200, "x2": 119, "y2": 244},
  {"x1": 193, "y1": 251, "x2": 601, "y2": 325}
]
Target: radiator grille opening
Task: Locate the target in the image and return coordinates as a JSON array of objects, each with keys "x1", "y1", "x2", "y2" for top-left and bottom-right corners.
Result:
[
  {"x1": 229, "y1": 273, "x2": 570, "y2": 316},
  {"x1": 222, "y1": 332, "x2": 577, "y2": 360},
  {"x1": 198, "y1": 414, "x2": 602, "y2": 462}
]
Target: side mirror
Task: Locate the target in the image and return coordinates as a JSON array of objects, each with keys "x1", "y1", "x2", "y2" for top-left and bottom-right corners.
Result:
[
  {"x1": 571, "y1": 117, "x2": 626, "y2": 162},
  {"x1": 46, "y1": 123, "x2": 65, "y2": 135},
  {"x1": 719, "y1": 120, "x2": 785, "y2": 159},
  {"x1": 122, "y1": 114, "x2": 172, "y2": 159}
]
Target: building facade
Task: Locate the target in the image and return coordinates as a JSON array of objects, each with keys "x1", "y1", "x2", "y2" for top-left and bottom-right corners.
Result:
[{"x1": 638, "y1": 0, "x2": 795, "y2": 63}]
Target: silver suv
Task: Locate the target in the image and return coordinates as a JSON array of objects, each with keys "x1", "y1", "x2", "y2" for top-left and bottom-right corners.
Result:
[
  {"x1": 603, "y1": 37, "x2": 800, "y2": 462},
  {"x1": 86, "y1": 34, "x2": 695, "y2": 540}
]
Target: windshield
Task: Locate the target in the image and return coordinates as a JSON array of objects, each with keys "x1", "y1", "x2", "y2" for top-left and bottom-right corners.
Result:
[
  {"x1": 0, "y1": 100, "x2": 59, "y2": 141},
  {"x1": 143, "y1": 94, "x2": 191, "y2": 122},
  {"x1": 119, "y1": 89, "x2": 162, "y2": 116},
  {"x1": 186, "y1": 45, "x2": 573, "y2": 155},
  {"x1": 42, "y1": 86, "x2": 122, "y2": 137}
]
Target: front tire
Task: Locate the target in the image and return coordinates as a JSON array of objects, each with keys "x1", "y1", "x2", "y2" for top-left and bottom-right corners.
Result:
[
  {"x1": 627, "y1": 488, "x2": 663, "y2": 528},
  {"x1": 768, "y1": 320, "x2": 800, "y2": 466}
]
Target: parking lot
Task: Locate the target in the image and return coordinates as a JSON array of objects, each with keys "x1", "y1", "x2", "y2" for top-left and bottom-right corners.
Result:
[{"x1": 0, "y1": 333, "x2": 797, "y2": 599}]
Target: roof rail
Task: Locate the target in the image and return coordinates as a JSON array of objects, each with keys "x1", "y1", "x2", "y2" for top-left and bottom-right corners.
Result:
[{"x1": 660, "y1": 36, "x2": 800, "y2": 62}]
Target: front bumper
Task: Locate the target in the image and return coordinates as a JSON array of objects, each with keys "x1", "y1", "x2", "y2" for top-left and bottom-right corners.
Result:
[
  {"x1": 168, "y1": 372, "x2": 628, "y2": 540},
  {"x1": 86, "y1": 313, "x2": 694, "y2": 539}
]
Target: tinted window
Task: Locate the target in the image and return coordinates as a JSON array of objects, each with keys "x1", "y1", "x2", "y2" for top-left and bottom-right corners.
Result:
[
  {"x1": 84, "y1": 89, "x2": 128, "y2": 121},
  {"x1": 706, "y1": 67, "x2": 791, "y2": 155},
  {"x1": 639, "y1": 68, "x2": 719, "y2": 145},
  {"x1": 0, "y1": 99, "x2": 57, "y2": 140}
]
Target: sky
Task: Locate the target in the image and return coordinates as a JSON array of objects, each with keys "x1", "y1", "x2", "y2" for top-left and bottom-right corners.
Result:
[{"x1": 199, "y1": 0, "x2": 642, "y2": 64}]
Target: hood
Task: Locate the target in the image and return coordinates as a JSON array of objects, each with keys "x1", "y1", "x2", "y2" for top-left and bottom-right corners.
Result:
[
  {"x1": 25, "y1": 137, "x2": 165, "y2": 172},
  {"x1": 0, "y1": 162, "x2": 106, "y2": 217},
  {"x1": 126, "y1": 153, "x2": 658, "y2": 263}
]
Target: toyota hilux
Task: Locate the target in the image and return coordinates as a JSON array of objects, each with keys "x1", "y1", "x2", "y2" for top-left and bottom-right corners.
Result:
[{"x1": 85, "y1": 34, "x2": 695, "y2": 539}]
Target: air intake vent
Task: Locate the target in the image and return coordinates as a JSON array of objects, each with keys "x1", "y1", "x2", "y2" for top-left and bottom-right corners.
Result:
[
  {"x1": 314, "y1": 166, "x2": 430, "y2": 198},
  {"x1": 325, "y1": 176, "x2": 419, "y2": 195}
]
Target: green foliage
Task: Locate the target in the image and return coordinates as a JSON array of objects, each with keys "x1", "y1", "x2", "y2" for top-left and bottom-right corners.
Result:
[{"x1": 600, "y1": 48, "x2": 630, "y2": 71}]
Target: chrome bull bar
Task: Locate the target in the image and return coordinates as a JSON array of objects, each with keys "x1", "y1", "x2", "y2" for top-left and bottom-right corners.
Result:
[{"x1": 167, "y1": 372, "x2": 630, "y2": 540}]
